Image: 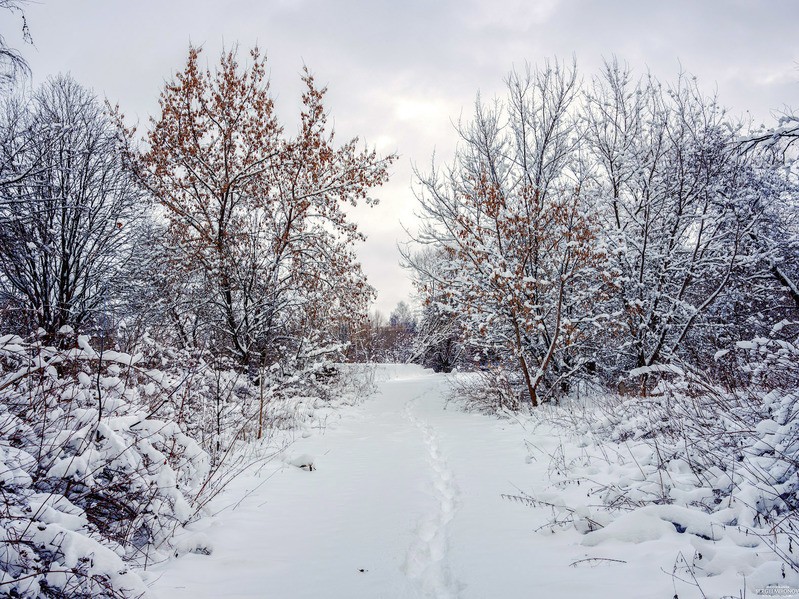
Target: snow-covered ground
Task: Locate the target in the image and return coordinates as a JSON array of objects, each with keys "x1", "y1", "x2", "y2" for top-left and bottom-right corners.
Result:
[{"x1": 149, "y1": 365, "x2": 792, "y2": 598}]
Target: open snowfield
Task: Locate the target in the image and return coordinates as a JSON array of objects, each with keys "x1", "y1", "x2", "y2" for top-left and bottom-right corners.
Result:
[{"x1": 149, "y1": 365, "x2": 792, "y2": 598}]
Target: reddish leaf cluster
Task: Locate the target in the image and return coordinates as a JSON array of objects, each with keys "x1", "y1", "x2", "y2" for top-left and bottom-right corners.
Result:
[{"x1": 135, "y1": 46, "x2": 395, "y2": 368}]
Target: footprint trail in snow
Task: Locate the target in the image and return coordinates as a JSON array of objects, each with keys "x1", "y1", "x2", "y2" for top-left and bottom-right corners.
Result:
[
  {"x1": 152, "y1": 365, "x2": 730, "y2": 599},
  {"x1": 403, "y1": 398, "x2": 462, "y2": 599}
]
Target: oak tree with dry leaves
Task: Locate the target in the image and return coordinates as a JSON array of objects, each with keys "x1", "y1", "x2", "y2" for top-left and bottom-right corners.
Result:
[{"x1": 136, "y1": 46, "x2": 394, "y2": 374}]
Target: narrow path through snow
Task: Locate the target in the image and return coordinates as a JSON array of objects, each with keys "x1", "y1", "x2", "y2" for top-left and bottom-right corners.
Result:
[
  {"x1": 402, "y1": 397, "x2": 461, "y2": 597},
  {"x1": 149, "y1": 365, "x2": 717, "y2": 599},
  {"x1": 151, "y1": 366, "x2": 454, "y2": 599}
]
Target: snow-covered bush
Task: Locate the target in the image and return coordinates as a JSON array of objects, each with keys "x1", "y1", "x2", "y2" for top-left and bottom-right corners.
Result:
[
  {"x1": 555, "y1": 329, "x2": 799, "y2": 575},
  {"x1": 451, "y1": 367, "x2": 525, "y2": 415},
  {"x1": 0, "y1": 333, "x2": 213, "y2": 598},
  {"x1": 130, "y1": 334, "x2": 356, "y2": 461}
]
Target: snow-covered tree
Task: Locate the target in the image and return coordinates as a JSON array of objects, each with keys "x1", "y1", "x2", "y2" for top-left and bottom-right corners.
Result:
[
  {"x1": 583, "y1": 60, "x2": 793, "y2": 382},
  {"x1": 401, "y1": 247, "x2": 463, "y2": 372},
  {"x1": 134, "y1": 46, "x2": 394, "y2": 374},
  {"x1": 736, "y1": 111, "x2": 799, "y2": 314},
  {"x1": 410, "y1": 61, "x2": 605, "y2": 405},
  {"x1": 389, "y1": 300, "x2": 416, "y2": 331},
  {"x1": 0, "y1": 75, "x2": 145, "y2": 338}
]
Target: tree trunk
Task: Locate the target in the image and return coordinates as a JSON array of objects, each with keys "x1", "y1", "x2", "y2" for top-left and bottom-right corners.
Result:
[{"x1": 511, "y1": 316, "x2": 538, "y2": 407}]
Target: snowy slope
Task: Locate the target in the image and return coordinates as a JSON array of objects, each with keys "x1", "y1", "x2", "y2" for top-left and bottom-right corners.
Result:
[{"x1": 149, "y1": 365, "x2": 781, "y2": 598}]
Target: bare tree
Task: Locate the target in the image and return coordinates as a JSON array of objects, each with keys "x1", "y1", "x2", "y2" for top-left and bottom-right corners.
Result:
[
  {"x1": 0, "y1": 75, "x2": 145, "y2": 337},
  {"x1": 735, "y1": 112, "x2": 799, "y2": 313},
  {"x1": 402, "y1": 247, "x2": 464, "y2": 372},
  {"x1": 583, "y1": 60, "x2": 774, "y2": 381},
  {"x1": 0, "y1": 0, "x2": 31, "y2": 88},
  {"x1": 739, "y1": 113, "x2": 799, "y2": 161}
]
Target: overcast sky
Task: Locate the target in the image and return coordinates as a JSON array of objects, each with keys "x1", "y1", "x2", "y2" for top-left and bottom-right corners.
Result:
[{"x1": 5, "y1": 0, "x2": 798, "y2": 315}]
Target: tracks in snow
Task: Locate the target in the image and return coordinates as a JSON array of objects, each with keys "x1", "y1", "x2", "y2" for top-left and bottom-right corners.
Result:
[{"x1": 403, "y1": 397, "x2": 462, "y2": 598}]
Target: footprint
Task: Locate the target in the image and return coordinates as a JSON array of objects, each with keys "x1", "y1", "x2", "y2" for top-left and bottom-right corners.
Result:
[{"x1": 403, "y1": 398, "x2": 462, "y2": 598}]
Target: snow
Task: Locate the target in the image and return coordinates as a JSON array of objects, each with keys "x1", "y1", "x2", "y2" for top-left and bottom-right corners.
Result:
[
  {"x1": 150, "y1": 365, "x2": 793, "y2": 598},
  {"x1": 581, "y1": 505, "x2": 723, "y2": 547},
  {"x1": 628, "y1": 363, "x2": 685, "y2": 377}
]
